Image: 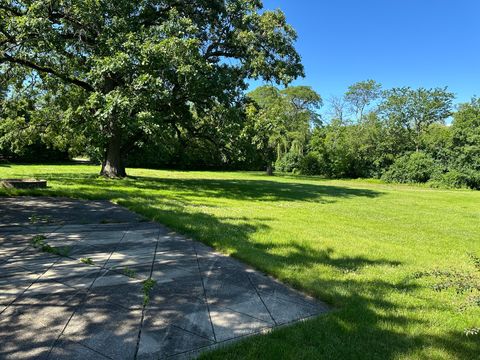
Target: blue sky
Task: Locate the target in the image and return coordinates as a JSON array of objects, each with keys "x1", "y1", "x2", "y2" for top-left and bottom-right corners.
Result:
[{"x1": 249, "y1": 0, "x2": 480, "y2": 106}]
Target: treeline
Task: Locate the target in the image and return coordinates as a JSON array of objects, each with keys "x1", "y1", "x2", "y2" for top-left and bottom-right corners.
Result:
[
  {"x1": 269, "y1": 82, "x2": 480, "y2": 189},
  {"x1": 3, "y1": 79, "x2": 479, "y2": 189},
  {"x1": 124, "y1": 80, "x2": 479, "y2": 189}
]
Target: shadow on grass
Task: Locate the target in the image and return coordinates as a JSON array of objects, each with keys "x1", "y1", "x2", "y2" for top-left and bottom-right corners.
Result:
[
  {"x1": 0, "y1": 171, "x2": 477, "y2": 359},
  {"x1": 18, "y1": 172, "x2": 382, "y2": 203}
]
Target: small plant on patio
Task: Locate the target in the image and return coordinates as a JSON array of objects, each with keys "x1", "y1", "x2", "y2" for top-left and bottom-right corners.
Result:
[
  {"x1": 50, "y1": 246, "x2": 71, "y2": 257},
  {"x1": 142, "y1": 278, "x2": 157, "y2": 305},
  {"x1": 30, "y1": 234, "x2": 47, "y2": 246},
  {"x1": 30, "y1": 235, "x2": 70, "y2": 257},
  {"x1": 122, "y1": 267, "x2": 137, "y2": 278},
  {"x1": 80, "y1": 257, "x2": 94, "y2": 265}
]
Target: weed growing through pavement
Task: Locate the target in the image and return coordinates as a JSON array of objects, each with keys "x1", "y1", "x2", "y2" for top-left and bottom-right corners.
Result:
[
  {"x1": 30, "y1": 235, "x2": 70, "y2": 256},
  {"x1": 122, "y1": 267, "x2": 137, "y2": 278},
  {"x1": 142, "y1": 278, "x2": 157, "y2": 305},
  {"x1": 80, "y1": 257, "x2": 94, "y2": 265}
]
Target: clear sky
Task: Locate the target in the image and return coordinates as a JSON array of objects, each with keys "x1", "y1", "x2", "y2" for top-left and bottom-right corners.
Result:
[{"x1": 249, "y1": 0, "x2": 480, "y2": 106}]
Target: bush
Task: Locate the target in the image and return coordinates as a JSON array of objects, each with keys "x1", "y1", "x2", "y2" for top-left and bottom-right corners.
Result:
[
  {"x1": 430, "y1": 168, "x2": 480, "y2": 190},
  {"x1": 275, "y1": 152, "x2": 303, "y2": 173},
  {"x1": 382, "y1": 152, "x2": 438, "y2": 183},
  {"x1": 429, "y1": 169, "x2": 469, "y2": 189},
  {"x1": 299, "y1": 152, "x2": 323, "y2": 175},
  {"x1": 1, "y1": 141, "x2": 70, "y2": 163}
]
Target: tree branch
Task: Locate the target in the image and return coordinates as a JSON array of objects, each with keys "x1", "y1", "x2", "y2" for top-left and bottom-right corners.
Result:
[
  {"x1": 0, "y1": 54, "x2": 94, "y2": 92},
  {"x1": 0, "y1": 4, "x2": 25, "y2": 16}
]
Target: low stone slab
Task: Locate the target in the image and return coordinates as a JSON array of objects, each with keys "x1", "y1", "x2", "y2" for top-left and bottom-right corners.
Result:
[{"x1": 0, "y1": 179, "x2": 47, "y2": 189}]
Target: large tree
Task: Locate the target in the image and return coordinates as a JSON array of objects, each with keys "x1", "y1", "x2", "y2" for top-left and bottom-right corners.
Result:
[
  {"x1": 380, "y1": 87, "x2": 454, "y2": 151},
  {"x1": 0, "y1": 0, "x2": 303, "y2": 177}
]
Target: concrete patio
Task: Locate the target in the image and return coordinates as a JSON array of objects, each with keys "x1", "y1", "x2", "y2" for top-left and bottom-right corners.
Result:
[{"x1": 0, "y1": 197, "x2": 328, "y2": 359}]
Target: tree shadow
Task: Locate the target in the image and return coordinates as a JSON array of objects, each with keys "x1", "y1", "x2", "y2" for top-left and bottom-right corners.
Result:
[
  {"x1": 13, "y1": 172, "x2": 382, "y2": 204},
  {"x1": 129, "y1": 176, "x2": 382, "y2": 203}
]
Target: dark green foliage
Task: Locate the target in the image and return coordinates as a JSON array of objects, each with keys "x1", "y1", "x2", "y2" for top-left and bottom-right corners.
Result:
[
  {"x1": 420, "y1": 124, "x2": 453, "y2": 166},
  {"x1": 451, "y1": 98, "x2": 480, "y2": 172},
  {"x1": 380, "y1": 87, "x2": 454, "y2": 151},
  {"x1": 142, "y1": 278, "x2": 157, "y2": 305},
  {"x1": 298, "y1": 84, "x2": 480, "y2": 189},
  {"x1": 1, "y1": 1, "x2": 303, "y2": 177},
  {"x1": 299, "y1": 152, "x2": 325, "y2": 175},
  {"x1": 30, "y1": 235, "x2": 70, "y2": 256},
  {"x1": 275, "y1": 152, "x2": 303, "y2": 173},
  {"x1": 430, "y1": 169, "x2": 471, "y2": 189},
  {"x1": 30, "y1": 235, "x2": 46, "y2": 246},
  {"x1": 382, "y1": 152, "x2": 437, "y2": 184},
  {"x1": 80, "y1": 257, "x2": 94, "y2": 265},
  {"x1": 0, "y1": 141, "x2": 69, "y2": 163},
  {"x1": 429, "y1": 168, "x2": 480, "y2": 190},
  {"x1": 124, "y1": 115, "x2": 264, "y2": 170},
  {"x1": 122, "y1": 267, "x2": 137, "y2": 278},
  {"x1": 246, "y1": 85, "x2": 322, "y2": 173},
  {"x1": 305, "y1": 118, "x2": 388, "y2": 179}
]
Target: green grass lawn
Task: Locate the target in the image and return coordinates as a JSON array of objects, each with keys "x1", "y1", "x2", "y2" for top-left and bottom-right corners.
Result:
[{"x1": 1, "y1": 164, "x2": 479, "y2": 359}]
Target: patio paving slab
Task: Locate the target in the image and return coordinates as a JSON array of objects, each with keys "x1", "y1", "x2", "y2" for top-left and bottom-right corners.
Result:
[{"x1": 0, "y1": 196, "x2": 329, "y2": 359}]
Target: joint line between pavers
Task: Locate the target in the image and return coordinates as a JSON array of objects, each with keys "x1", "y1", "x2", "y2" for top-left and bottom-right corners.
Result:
[
  {"x1": 133, "y1": 227, "x2": 162, "y2": 360},
  {"x1": 1, "y1": 223, "x2": 64, "y2": 266},
  {"x1": 193, "y1": 242, "x2": 218, "y2": 343},
  {"x1": 246, "y1": 273, "x2": 278, "y2": 326},
  {"x1": 216, "y1": 303, "x2": 276, "y2": 326},
  {"x1": 69, "y1": 340, "x2": 115, "y2": 360},
  {"x1": 164, "y1": 323, "x2": 275, "y2": 359},
  {"x1": 1, "y1": 243, "x2": 32, "y2": 266},
  {"x1": 166, "y1": 313, "x2": 330, "y2": 360},
  {"x1": 46, "y1": 224, "x2": 133, "y2": 359},
  {"x1": 0, "y1": 254, "x2": 64, "y2": 316},
  {"x1": 170, "y1": 323, "x2": 216, "y2": 342},
  {"x1": 0, "y1": 223, "x2": 65, "y2": 316}
]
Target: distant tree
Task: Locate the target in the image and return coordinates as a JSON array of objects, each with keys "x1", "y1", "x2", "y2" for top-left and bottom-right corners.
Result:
[
  {"x1": 380, "y1": 87, "x2": 454, "y2": 151},
  {"x1": 247, "y1": 85, "x2": 322, "y2": 174},
  {"x1": 451, "y1": 98, "x2": 480, "y2": 171},
  {"x1": 345, "y1": 80, "x2": 382, "y2": 122},
  {"x1": 326, "y1": 95, "x2": 348, "y2": 123},
  {"x1": 420, "y1": 123, "x2": 453, "y2": 166},
  {"x1": 0, "y1": 0, "x2": 303, "y2": 177}
]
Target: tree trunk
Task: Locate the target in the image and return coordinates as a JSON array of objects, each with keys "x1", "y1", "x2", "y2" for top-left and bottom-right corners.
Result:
[
  {"x1": 100, "y1": 133, "x2": 126, "y2": 178},
  {"x1": 266, "y1": 164, "x2": 273, "y2": 176}
]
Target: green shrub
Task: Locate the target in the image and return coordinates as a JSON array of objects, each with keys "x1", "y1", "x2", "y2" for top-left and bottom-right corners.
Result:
[
  {"x1": 275, "y1": 152, "x2": 303, "y2": 173},
  {"x1": 1, "y1": 141, "x2": 70, "y2": 163},
  {"x1": 463, "y1": 169, "x2": 480, "y2": 190},
  {"x1": 299, "y1": 151, "x2": 323, "y2": 175},
  {"x1": 382, "y1": 152, "x2": 438, "y2": 183},
  {"x1": 429, "y1": 167, "x2": 480, "y2": 190},
  {"x1": 429, "y1": 169, "x2": 469, "y2": 189}
]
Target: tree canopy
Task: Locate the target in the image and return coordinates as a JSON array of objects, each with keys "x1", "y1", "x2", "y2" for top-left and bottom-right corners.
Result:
[
  {"x1": 0, "y1": 0, "x2": 303, "y2": 177},
  {"x1": 344, "y1": 79, "x2": 381, "y2": 122}
]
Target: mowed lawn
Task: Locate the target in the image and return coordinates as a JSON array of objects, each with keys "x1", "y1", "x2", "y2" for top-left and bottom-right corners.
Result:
[{"x1": 1, "y1": 164, "x2": 479, "y2": 360}]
